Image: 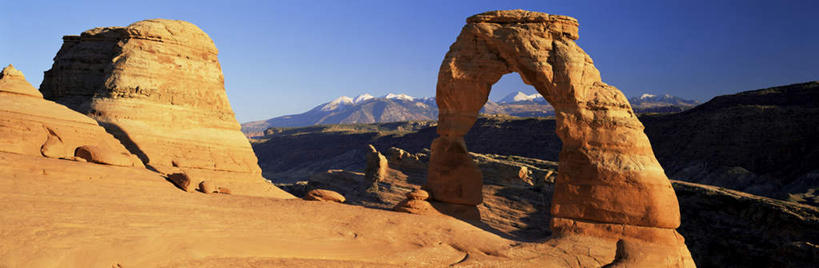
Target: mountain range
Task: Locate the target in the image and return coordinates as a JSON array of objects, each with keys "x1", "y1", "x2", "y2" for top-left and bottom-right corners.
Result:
[{"x1": 242, "y1": 91, "x2": 700, "y2": 137}]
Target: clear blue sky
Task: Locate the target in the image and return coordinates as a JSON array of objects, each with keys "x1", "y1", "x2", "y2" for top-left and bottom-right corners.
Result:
[{"x1": 2, "y1": 0, "x2": 817, "y2": 122}]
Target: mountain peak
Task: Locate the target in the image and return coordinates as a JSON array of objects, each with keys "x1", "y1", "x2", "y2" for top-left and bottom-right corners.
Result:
[
  {"x1": 499, "y1": 91, "x2": 542, "y2": 103},
  {"x1": 384, "y1": 93, "x2": 415, "y2": 101},
  {"x1": 320, "y1": 96, "x2": 354, "y2": 111},
  {"x1": 354, "y1": 94, "x2": 374, "y2": 103},
  {"x1": 640, "y1": 93, "x2": 657, "y2": 99}
]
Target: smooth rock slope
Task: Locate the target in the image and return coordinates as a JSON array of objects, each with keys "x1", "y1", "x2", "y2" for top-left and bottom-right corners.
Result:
[
  {"x1": 38, "y1": 19, "x2": 291, "y2": 198},
  {"x1": 0, "y1": 65, "x2": 138, "y2": 166}
]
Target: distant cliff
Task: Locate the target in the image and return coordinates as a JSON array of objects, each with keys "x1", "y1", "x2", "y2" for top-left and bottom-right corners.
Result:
[{"x1": 642, "y1": 81, "x2": 819, "y2": 205}]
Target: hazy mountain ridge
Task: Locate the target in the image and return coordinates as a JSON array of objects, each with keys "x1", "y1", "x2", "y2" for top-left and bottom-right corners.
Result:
[{"x1": 242, "y1": 91, "x2": 698, "y2": 137}]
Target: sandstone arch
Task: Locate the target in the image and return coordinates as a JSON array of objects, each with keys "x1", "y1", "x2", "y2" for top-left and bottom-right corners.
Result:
[
  {"x1": 428, "y1": 10, "x2": 693, "y2": 266},
  {"x1": 428, "y1": 7, "x2": 686, "y2": 239}
]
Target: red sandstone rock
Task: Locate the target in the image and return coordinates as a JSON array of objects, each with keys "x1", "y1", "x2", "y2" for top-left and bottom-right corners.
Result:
[
  {"x1": 426, "y1": 9, "x2": 692, "y2": 266},
  {"x1": 38, "y1": 19, "x2": 292, "y2": 199},
  {"x1": 406, "y1": 189, "x2": 429, "y2": 201},
  {"x1": 40, "y1": 133, "x2": 66, "y2": 159},
  {"x1": 0, "y1": 64, "x2": 42, "y2": 98},
  {"x1": 364, "y1": 145, "x2": 388, "y2": 183},
  {"x1": 304, "y1": 189, "x2": 346, "y2": 203},
  {"x1": 74, "y1": 145, "x2": 134, "y2": 167},
  {"x1": 168, "y1": 173, "x2": 195, "y2": 192},
  {"x1": 217, "y1": 187, "x2": 232, "y2": 195},
  {"x1": 393, "y1": 199, "x2": 435, "y2": 215},
  {"x1": 0, "y1": 65, "x2": 138, "y2": 165},
  {"x1": 198, "y1": 181, "x2": 216, "y2": 194}
]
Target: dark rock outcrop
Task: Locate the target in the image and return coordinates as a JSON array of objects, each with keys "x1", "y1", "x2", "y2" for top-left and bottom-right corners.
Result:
[{"x1": 642, "y1": 81, "x2": 819, "y2": 205}]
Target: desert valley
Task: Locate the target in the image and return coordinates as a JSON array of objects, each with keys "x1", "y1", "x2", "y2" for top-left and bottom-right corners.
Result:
[{"x1": 1, "y1": 5, "x2": 817, "y2": 268}]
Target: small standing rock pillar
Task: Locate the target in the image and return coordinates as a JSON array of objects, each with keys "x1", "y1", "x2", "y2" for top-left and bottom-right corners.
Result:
[{"x1": 364, "y1": 145, "x2": 388, "y2": 186}]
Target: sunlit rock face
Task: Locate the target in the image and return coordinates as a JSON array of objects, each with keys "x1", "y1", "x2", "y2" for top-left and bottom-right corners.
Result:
[
  {"x1": 427, "y1": 10, "x2": 694, "y2": 266},
  {"x1": 0, "y1": 65, "x2": 139, "y2": 166},
  {"x1": 39, "y1": 19, "x2": 292, "y2": 198}
]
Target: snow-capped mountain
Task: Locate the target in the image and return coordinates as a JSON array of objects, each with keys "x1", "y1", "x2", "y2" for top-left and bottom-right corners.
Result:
[
  {"x1": 498, "y1": 91, "x2": 545, "y2": 103},
  {"x1": 384, "y1": 93, "x2": 415, "y2": 101},
  {"x1": 353, "y1": 93, "x2": 374, "y2": 103},
  {"x1": 242, "y1": 91, "x2": 701, "y2": 137},
  {"x1": 241, "y1": 93, "x2": 438, "y2": 136},
  {"x1": 628, "y1": 93, "x2": 700, "y2": 113}
]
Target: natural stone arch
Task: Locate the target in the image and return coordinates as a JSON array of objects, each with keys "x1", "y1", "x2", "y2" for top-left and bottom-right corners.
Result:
[{"x1": 426, "y1": 10, "x2": 681, "y2": 229}]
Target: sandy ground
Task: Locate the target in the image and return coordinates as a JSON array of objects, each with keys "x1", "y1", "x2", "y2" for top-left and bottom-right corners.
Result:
[{"x1": 0, "y1": 152, "x2": 606, "y2": 267}]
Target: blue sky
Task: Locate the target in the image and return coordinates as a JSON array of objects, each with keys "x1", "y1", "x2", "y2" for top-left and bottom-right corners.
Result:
[{"x1": 1, "y1": 0, "x2": 817, "y2": 122}]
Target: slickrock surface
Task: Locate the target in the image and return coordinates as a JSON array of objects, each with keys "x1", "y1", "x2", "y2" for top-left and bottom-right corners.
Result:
[
  {"x1": 0, "y1": 152, "x2": 513, "y2": 267},
  {"x1": 428, "y1": 10, "x2": 692, "y2": 266},
  {"x1": 0, "y1": 65, "x2": 138, "y2": 166},
  {"x1": 38, "y1": 19, "x2": 292, "y2": 198}
]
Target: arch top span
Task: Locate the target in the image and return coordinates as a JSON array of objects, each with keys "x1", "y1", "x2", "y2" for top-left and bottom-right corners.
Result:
[{"x1": 428, "y1": 9, "x2": 681, "y2": 229}]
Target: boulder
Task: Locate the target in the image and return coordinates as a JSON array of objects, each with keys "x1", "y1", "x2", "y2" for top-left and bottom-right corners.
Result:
[
  {"x1": 198, "y1": 181, "x2": 216, "y2": 194},
  {"x1": 304, "y1": 189, "x2": 346, "y2": 203},
  {"x1": 39, "y1": 19, "x2": 293, "y2": 199},
  {"x1": 216, "y1": 187, "x2": 232, "y2": 195},
  {"x1": 393, "y1": 199, "x2": 434, "y2": 215},
  {"x1": 167, "y1": 173, "x2": 195, "y2": 192},
  {"x1": 406, "y1": 189, "x2": 429, "y2": 201},
  {"x1": 74, "y1": 145, "x2": 134, "y2": 167}
]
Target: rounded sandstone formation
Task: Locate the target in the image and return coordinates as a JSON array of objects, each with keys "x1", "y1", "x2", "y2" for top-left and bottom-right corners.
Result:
[
  {"x1": 198, "y1": 181, "x2": 216, "y2": 194},
  {"x1": 167, "y1": 172, "x2": 195, "y2": 192},
  {"x1": 38, "y1": 19, "x2": 293, "y2": 199},
  {"x1": 40, "y1": 133, "x2": 67, "y2": 159},
  {"x1": 0, "y1": 65, "x2": 134, "y2": 161},
  {"x1": 406, "y1": 189, "x2": 429, "y2": 201},
  {"x1": 0, "y1": 64, "x2": 42, "y2": 98},
  {"x1": 74, "y1": 145, "x2": 135, "y2": 167},
  {"x1": 393, "y1": 199, "x2": 435, "y2": 215},
  {"x1": 304, "y1": 189, "x2": 346, "y2": 203}
]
